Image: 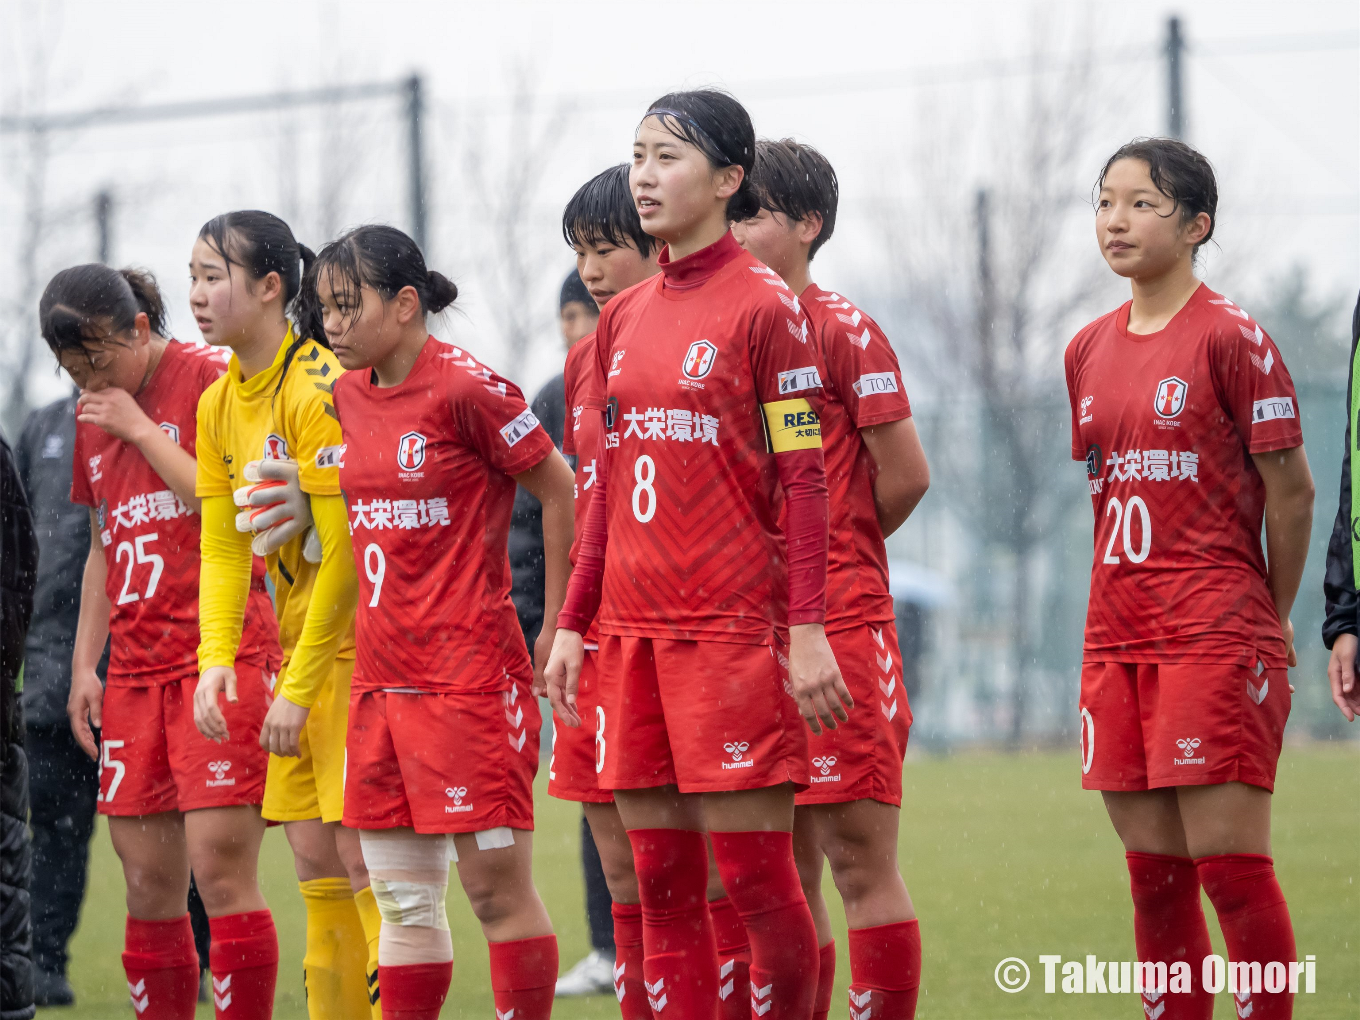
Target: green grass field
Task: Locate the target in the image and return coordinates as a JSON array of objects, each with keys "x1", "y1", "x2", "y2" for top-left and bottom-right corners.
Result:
[{"x1": 47, "y1": 746, "x2": 1358, "y2": 1019}]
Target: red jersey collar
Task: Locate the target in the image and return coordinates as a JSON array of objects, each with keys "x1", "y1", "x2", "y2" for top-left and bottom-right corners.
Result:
[
  {"x1": 1115, "y1": 282, "x2": 1206, "y2": 342},
  {"x1": 658, "y1": 230, "x2": 743, "y2": 291}
]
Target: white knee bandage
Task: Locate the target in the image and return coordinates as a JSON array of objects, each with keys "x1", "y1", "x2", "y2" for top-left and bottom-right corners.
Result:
[{"x1": 361, "y1": 830, "x2": 453, "y2": 930}]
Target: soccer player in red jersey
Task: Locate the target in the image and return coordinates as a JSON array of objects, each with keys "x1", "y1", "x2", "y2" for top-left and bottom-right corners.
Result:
[
  {"x1": 546, "y1": 90, "x2": 851, "y2": 1020},
  {"x1": 309, "y1": 224, "x2": 574, "y2": 1020},
  {"x1": 48, "y1": 264, "x2": 282, "y2": 1020},
  {"x1": 1067, "y1": 139, "x2": 1314, "y2": 1020},
  {"x1": 733, "y1": 139, "x2": 931, "y2": 1020}
]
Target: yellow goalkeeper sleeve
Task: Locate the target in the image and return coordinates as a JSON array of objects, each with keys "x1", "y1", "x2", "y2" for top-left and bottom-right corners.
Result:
[
  {"x1": 278, "y1": 494, "x2": 358, "y2": 708},
  {"x1": 198, "y1": 493, "x2": 252, "y2": 672}
]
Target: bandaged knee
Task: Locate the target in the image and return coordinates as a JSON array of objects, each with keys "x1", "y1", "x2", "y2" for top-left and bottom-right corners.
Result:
[{"x1": 360, "y1": 829, "x2": 455, "y2": 965}]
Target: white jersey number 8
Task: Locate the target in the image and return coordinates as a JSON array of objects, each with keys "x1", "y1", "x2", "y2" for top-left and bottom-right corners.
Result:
[
  {"x1": 364, "y1": 543, "x2": 386, "y2": 606},
  {"x1": 632, "y1": 455, "x2": 657, "y2": 523},
  {"x1": 1102, "y1": 495, "x2": 1152, "y2": 565}
]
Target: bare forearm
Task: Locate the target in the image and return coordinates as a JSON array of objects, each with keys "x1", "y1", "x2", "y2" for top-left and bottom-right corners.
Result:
[
  {"x1": 72, "y1": 545, "x2": 111, "y2": 678},
  {"x1": 540, "y1": 494, "x2": 574, "y2": 629},
  {"x1": 873, "y1": 476, "x2": 928, "y2": 538},
  {"x1": 1265, "y1": 493, "x2": 1313, "y2": 622},
  {"x1": 861, "y1": 418, "x2": 930, "y2": 538},
  {"x1": 133, "y1": 426, "x2": 201, "y2": 513}
]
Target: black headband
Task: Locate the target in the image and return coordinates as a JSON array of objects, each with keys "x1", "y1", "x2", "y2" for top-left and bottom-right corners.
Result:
[{"x1": 642, "y1": 107, "x2": 741, "y2": 169}]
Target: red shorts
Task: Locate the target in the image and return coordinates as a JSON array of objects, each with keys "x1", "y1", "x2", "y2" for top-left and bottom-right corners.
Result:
[
  {"x1": 796, "y1": 622, "x2": 912, "y2": 807},
  {"x1": 548, "y1": 649, "x2": 612, "y2": 804},
  {"x1": 595, "y1": 634, "x2": 808, "y2": 794},
  {"x1": 1079, "y1": 661, "x2": 1290, "y2": 793},
  {"x1": 98, "y1": 664, "x2": 273, "y2": 816},
  {"x1": 343, "y1": 684, "x2": 539, "y2": 833}
]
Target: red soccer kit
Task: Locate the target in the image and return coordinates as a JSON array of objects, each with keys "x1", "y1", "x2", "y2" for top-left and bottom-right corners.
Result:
[
  {"x1": 1065, "y1": 285, "x2": 1301, "y2": 791},
  {"x1": 796, "y1": 285, "x2": 914, "y2": 807},
  {"x1": 548, "y1": 332, "x2": 612, "y2": 804},
  {"x1": 334, "y1": 335, "x2": 556, "y2": 833},
  {"x1": 558, "y1": 231, "x2": 828, "y2": 793},
  {"x1": 70, "y1": 340, "x2": 280, "y2": 815}
]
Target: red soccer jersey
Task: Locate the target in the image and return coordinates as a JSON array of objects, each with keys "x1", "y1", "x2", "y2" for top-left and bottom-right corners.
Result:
[
  {"x1": 1065, "y1": 284, "x2": 1303, "y2": 666},
  {"x1": 592, "y1": 231, "x2": 827, "y2": 645},
  {"x1": 562, "y1": 332, "x2": 606, "y2": 644},
  {"x1": 71, "y1": 340, "x2": 278, "y2": 685},
  {"x1": 332, "y1": 335, "x2": 556, "y2": 693},
  {"x1": 802, "y1": 284, "x2": 913, "y2": 631}
]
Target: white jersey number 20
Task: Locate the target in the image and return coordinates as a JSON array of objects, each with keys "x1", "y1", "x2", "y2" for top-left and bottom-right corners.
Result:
[{"x1": 1102, "y1": 496, "x2": 1152, "y2": 565}]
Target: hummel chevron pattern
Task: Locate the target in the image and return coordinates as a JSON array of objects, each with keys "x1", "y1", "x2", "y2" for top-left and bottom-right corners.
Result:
[
  {"x1": 128, "y1": 979, "x2": 149, "y2": 1014},
  {"x1": 646, "y1": 976, "x2": 667, "y2": 1012},
  {"x1": 850, "y1": 987, "x2": 873, "y2": 1020},
  {"x1": 613, "y1": 961, "x2": 627, "y2": 1003},
  {"x1": 496, "y1": 1008, "x2": 515, "y2": 1020},
  {"x1": 1235, "y1": 987, "x2": 1254, "y2": 1018},
  {"x1": 505, "y1": 687, "x2": 528, "y2": 752},
  {"x1": 751, "y1": 981, "x2": 774, "y2": 1016},
  {"x1": 214, "y1": 974, "x2": 233, "y2": 1011},
  {"x1": 872, "y1": 629, "x2": 899, "y2": 721},
  {"x1": 718, "y1": 958, "x2": 736, "y2": 1000}
]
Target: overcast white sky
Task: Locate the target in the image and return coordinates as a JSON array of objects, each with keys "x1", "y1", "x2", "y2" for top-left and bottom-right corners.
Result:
[{"x1": 3, "y1": 0, "x2": 1356, "y2": 405}]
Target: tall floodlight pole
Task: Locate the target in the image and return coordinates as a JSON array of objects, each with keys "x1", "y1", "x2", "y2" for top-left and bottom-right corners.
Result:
[
  {"x1": 1166, "y1": 16, "x2": 1186, "y2": 139},
  {"x1": 95, "y1": 189, "x2": 112, "y2": 263},
  {"x1": 406, "y1": 74, "x2": 427, "y2": 252}
]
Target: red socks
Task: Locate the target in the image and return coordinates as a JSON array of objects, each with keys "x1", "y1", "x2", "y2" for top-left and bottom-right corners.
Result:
[
  {"x1": 710, "y1": 830, "x2": 817, "y2": 1020},
  {"x1": 1126, "y1": 852, "x2": 1213, "y2": 1020},
  {"x1": 489, "y1": 935, "x2": 559, "y2": 1020},
  {"x1": 628, "y1": 828, "x2": 719, "y2": 1019},
  {"x1": 708, "y1": 895, "x2": 753, "y2": 1020},
  {"x1": 848, "y1": 920, "x2": 921, "y2": 1020},
  {"x1": 611, "y1": 902, "x2": 650, "y2": 1020},
  {"x1": 1197, "y1": 854, "x2": 1296, "y2": 1020},
  {"x1": 813, "y1": 941, "x2": 836, "y2": 1020},
  {"x1": 379, "y1": 961, "x2": 453, "y2": 1020},
  {"x1": 208, "y1": 910, "x2": 279, "y2": 1019},
  {"x1": 122, "y1": 914, "x2": 199, "y2": 1020}
]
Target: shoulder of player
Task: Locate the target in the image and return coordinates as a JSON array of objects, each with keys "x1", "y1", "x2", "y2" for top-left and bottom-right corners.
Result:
[
  {"x1": 803, "y1": 286, "x2": 889, "y2": 350},
  {"x1": 1194, "y1": 286, "x2": 1271, "y2": 349},
  {"x1": 196, "y1": 366, "x2": 233, "y2": 417},
  {"x1": 731, "y1": 255, "x2": 802, "y2": 317},
  {"x1": 281, "y1": 340, "x2": 342, "y2": 404},
  {"x1": 1065, "y1": 306, "x2": 1122, "y2": 363}
]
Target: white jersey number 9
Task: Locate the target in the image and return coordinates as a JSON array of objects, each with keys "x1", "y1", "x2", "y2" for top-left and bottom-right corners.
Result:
[
  {"x1": 632, "y1": 455, "x2": 657, "y2": 523},
  {"x1": 1102, "y1": 495, "x2": 1152, "y2": 565},
  {"x1": 364, "y1": 543, "x2": 386, "y2": 606}
]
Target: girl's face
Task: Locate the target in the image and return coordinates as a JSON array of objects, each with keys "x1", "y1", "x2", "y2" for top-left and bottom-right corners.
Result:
[
  {"x1": 630, "y1": 116, "x2": 741, "y2": 244},
  {"x1": 56, "y1": 313, "x2": 153, "y2": 393},
  {"x1": 317, "y1": 274, "x2": 407, "y2": 371},
  {"x1": 188, "y1": 235, "x2": 280, "y2": 348},
  {"x1": 731, "y1": 207, "x2": 806, "y2": 282},
  {"x1": 573, "y1": 238, "x2": 658, "y2": 308},
  {"x1": 1096, "y1": 158, "x2": 1210, "y2": 280}
]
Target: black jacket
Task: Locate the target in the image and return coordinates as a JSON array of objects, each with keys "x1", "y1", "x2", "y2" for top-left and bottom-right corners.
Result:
[
  {"x1": 1321, "y1": 292, "x2": 1360, "y2": 649},
  {"x1": 16, "y1": 395, "x2": 99, "y2": 728},
  {"x1": 1, "y1": 432, "x2": 39, "y2": 1019},
  {"x1": 508, "y1": 373, "x2": 567, "y2": 651}
]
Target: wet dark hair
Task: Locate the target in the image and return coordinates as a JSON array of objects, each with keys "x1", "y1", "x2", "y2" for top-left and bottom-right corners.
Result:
[
  {"x1": 642, "y1": 89, "x2": 759, "y2": 222},
  {"x1": 39, "y1": 263, "x2": 169, "y2": 356},
  {"x1": 749, "y1": 139, "x2": 839, "y2": 260},
  {"x1": 1096, "y1": 137, "x2": 1218, "y2": 253},
  {"x1": 562, "y1": 164, "x2": 660, "y2": 257},
  {"x1": 302, "y1": 224, "x2": 457, "y2": 336},
  {"x1": 560, "y1": 270, "x2": 594, "y2": 312}
]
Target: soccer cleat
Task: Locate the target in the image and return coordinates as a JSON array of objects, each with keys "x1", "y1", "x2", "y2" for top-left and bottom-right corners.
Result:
[{"x1": 554, "y1": 948, "x2": 616, "y2": 997}]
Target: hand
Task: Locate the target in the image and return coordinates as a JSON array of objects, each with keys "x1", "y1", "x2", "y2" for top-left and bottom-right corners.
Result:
[
  {"x1": 544, "y1": 628, "x2": 585, "y2": 727},
  {"x1": 1281, "y1": 617, "x2": 1297, "y2": 668},
  {"x1": 195, "y1": 666, "x2": 238, "y2": 742},
  {"x1": 532, "y1": 624, "x2": 557, "y2": 697},
  {"x1": 260, "y1": 693, "x2": 310, "y2": 757},
  {"x1": 788, "y1": 623, "x2": 853, "y2": 735},
  {"x1": 233, "y1": 459, "x2": 319, "y2": 560},
  {"x1": 67, "y1": 669, "x2": 104, "y2": 761},
  {"x1": 77, "y1": 388, "x2": 156, "y2": 445},
  {"x1": 1328, "y1": 633, "x2": 1360, "y2": 722}
]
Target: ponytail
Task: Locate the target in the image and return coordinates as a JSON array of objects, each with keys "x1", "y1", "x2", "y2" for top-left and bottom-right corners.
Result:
[{"x1": 307, "y1": 224, "x2": 458, "y2": 333}]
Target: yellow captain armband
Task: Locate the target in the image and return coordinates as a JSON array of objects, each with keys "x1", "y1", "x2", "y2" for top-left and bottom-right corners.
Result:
[{"x1": 763, "y1": 398, "x2": 822, "y2": 452}]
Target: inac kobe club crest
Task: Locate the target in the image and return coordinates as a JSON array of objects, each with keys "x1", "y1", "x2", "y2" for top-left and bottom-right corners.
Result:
[
  {"x1": 397, "y1": 431, "x2": 427, "y2": 471},
  {"x1": 682, "y1": 340, "x2": 717, "y2": 380},
  {"x1": 1153, "y1": 377, "x2": 1188, "y2": 419}
]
